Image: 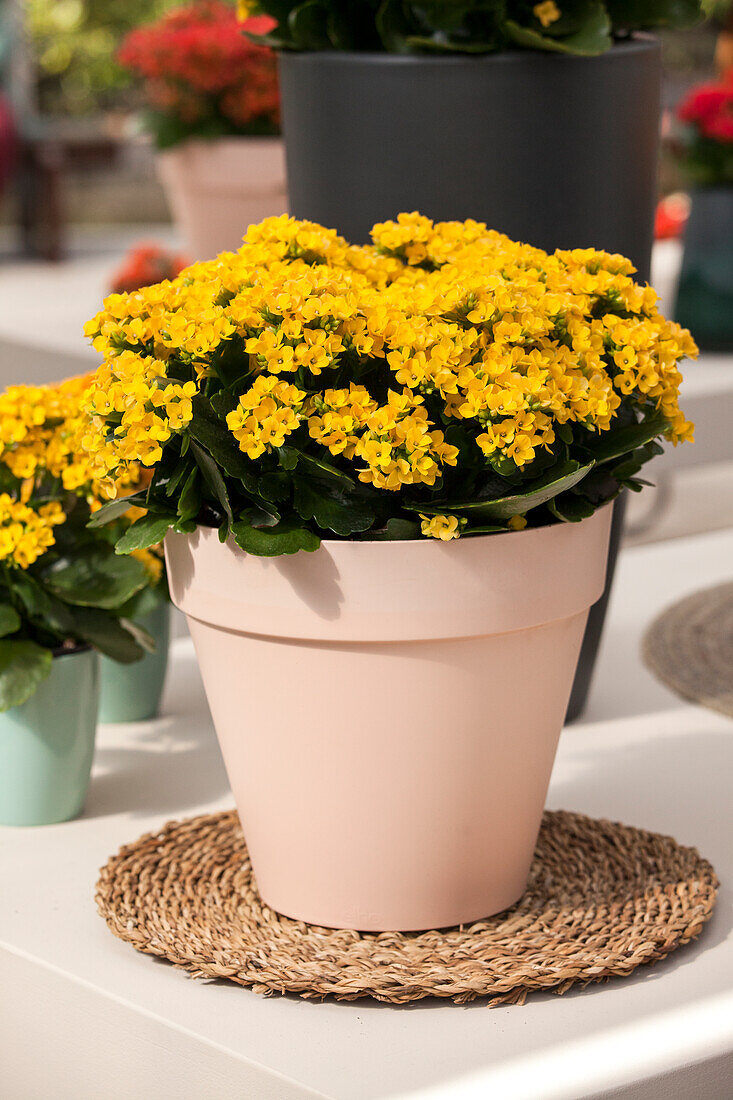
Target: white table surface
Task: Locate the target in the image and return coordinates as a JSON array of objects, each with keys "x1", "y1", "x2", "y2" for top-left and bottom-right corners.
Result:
[{"x1": 1, "y1": 528, "x2": 732, "y2": 1100}]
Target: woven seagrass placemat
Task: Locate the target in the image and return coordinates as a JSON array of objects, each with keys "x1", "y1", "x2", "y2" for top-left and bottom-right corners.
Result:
[
  {"x1": 643, "y1": 581, "x2": 733, "y2": 718},
  {"x1": 96, "y1": 809, "x2": 717, "y2": 1006}
]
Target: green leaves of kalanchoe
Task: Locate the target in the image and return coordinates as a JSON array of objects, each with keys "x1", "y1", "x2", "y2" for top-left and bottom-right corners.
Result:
[
  {"x1": 0, "y1": 640, "x2": 52, "y2": 710},
  {"x1": 246, "y1": 0, "x2": 705, "y2": 55},
  {"x1": 0, "y1": 495, "x2": 154, "y2": 711},
  {"x1": 41, "y1": 545, "x2": 149, "y2": 609}
]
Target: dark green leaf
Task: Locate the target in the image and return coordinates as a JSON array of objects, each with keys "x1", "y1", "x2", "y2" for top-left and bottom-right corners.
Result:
[
  {"x1": 71, "y1": 607, "x2": 146, "y2": 664},
  {"x1": 117, "y1": 582, "x2": 168, "y2": 622},
  {"x1": 188, "y1": 394, "x2": 258, "y2": 491},
  {"x1": 277, "y1": 446, "x2": 300, "y2": 472},
  {"x1": 190, "y1": 440, "x2": 233, "y2": 523},
  {"x1": 115, "y1": 514, "x2": 175, "y2": 554},
  {"x1": 605, "y1": 0, "x2": 701, "y2": 30},
  {"x1": 173, "y1": 518, "x2": 197, "y2": 534},
  {"x1": 178, "y1": 466, "x2": 201, "y2": 522},
  {"x1": 376, "y1": 0, "x2": 414, "y2": 52},
  {"x1": 0, "y1": 640, "x2": 52, "y2": 711},
  {"x1": 548, "y1": 493, "x2": 598, "y2": 523},
  {"x1": 165, "y1": 457, "x2": 195, "y2": 498},
  {"x1": 282, "y1": 447, "x2": 356, "y2": 485},
  {"x1": 288, "y1": 0, "x2": 332, "y2": 49},
  {"x1": 463, "y1": 524, "x2": 506, "y2": 534},
  {"x1": 505, "y1": 3, "x2": 612, "y2": 55},
  {"x1": 407, "y1": 461, "x2": 595, "y2": 520},
  {"x1": 257, "y1": 471, "x2": 293, "y2": 503},
  {"x1": 244, "y1": 505, "x2": 280, "y2": 528},
  {"x1": 405, "y1": 35, "x2": 498, "y2": 53},
  {"x1": 43, "y1": 546, "x2": 149, "y2": 610},
  {"x1": 120, "y1": 618, "x2": 156, "y2": 655},
  {"x1": 580, "y1": 415, "x2": 669, "y2": 465},
  {"x1": 87, "y1": 491, "x2": 148, "y2": 528},
  {"x1": 210, "y1": 389, "x2": 241, "y2": 418},
  {"x1": 358, "y1": 518, "x2": 420, "y2": 541},
  {"x1": 0, "y1": 604, "x2": 21, "y2": 638},
  {"x1": 13, "y1": 575, "x2": 75, "y2": 637},
  {"x1": 231, "y1": 519, "x2": 320, "y2": 557},
  {"x1": 292, "y1": 477, "x2": 375, "y2": 536}
]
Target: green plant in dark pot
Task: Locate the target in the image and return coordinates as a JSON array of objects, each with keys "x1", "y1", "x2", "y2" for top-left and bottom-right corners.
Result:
[{"x1": 96, "y1": 516, "x2": 171, "y2": 724}]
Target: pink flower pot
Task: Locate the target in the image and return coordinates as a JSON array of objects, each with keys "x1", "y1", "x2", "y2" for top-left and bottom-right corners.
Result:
[
  {"x1": 166, "y1": 506, "x2": 612, "y2": 932},
  {"x1": 156, "y1": 137, "x2": 287, "y2": 260}
]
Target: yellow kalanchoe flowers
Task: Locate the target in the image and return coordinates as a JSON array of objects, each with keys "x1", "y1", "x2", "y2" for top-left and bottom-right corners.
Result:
[
  {"x1": 81, "y1": 213, "x2": 696, "y2": 550},
  {"x1": 0, "y1": 495, "x2": 66, "y2": 569}
]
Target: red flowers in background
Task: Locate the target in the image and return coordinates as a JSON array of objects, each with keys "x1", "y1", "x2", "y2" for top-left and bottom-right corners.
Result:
[
  {"x1": 674, "y1": 71, "x2": 733, "y2": 187},
  {"x1": 654, "y1": 193, "x2": 690, "y2": 241},
  {"x1": 110, "y1": 244, "x2": 189, "y2": 294},
  {"x1": 119, "y1": 2, "x2": 279, "y2": 148},
  {"x1": 678, "y1": 73, "x2": 733, "y2": 144}
]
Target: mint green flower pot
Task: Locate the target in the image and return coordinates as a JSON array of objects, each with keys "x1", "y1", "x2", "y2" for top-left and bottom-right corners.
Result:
[
  {"x1": 0, "y1": 647, "x2": 99, "y2": 827},
  {"x1": 98, "y1": 602, "x2": 171, "y2": 723}
]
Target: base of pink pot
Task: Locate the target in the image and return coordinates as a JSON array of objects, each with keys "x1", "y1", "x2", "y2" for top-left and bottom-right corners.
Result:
[
  {"x1": 168, "y1": 506, "x2": 612, "y2": 932},
  {"x1": 185, "y1": 610, "x2": 588, "y2": 932}
]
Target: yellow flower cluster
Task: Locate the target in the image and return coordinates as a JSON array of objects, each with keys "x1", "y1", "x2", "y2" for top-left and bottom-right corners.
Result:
[
  {"x1": 227, "y1": 375, "x2": 307, "y2": 459},
  {"x1": 0, "y1": 495, "x2": 66, "y2": 569},
  {"x1": 0, "y1": 375, "x2": 144, "y2": 502},
  {"x1": 82, "y1": 347, "x2": 197, "y2": 478},
  {"x1": 81, "y1": 212, "x2": 696, "y2": 533},
  {"x1": 0, "y1": 377, "x2": 95, "y2": 489},
  {"x1": 351, "y1": 390, "x2": 459, "y2": 491}
]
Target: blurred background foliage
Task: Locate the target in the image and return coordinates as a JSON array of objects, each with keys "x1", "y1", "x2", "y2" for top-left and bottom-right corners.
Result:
[
  {"x1": 0, "y1": 0, "x2": 727, "y2": 228},
  {"x1": 15, "y1": 0, "x2": 728, "y2": 118},
  {"x1": 25, "y1": 0, "x2": 180, "y2": 115}
]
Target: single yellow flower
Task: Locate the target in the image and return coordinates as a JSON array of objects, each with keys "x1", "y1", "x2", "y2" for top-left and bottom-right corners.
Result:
[
  {"x1": 534, "y1": 2, "x2": 561, "y2": 29},
  {"x1": 420, "y1": 514, "x2": 462, "y2": 541},
  {"x1": 237, "y1": 0, "x2": 257, "y2": 21}
]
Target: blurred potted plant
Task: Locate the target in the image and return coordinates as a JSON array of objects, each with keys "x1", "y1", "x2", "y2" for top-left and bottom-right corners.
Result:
[
  {"x1": 82, "y1": 214, "x2": 696, "y2": 930},
  {"x1": 0, "y1": 377, "x2": 152, "y2": 826},
  {"x1": 673, "y1": 70, "x2": 733, "y2": 349},
  {"x1": 241, "y1": 0, "x2": 703, "y2": 266},
  {"x1": 241, "y1": 0, "x2": 704, "y2": 719},
  {"x1": 96, "y1": 509, "x2": 172, "y2": 724},
  {"x1": 119, "y1": 1, "x2": 285, "y2": 258},
  {"x1": 109, "y1": 243, "x2": 190, "y2": 294}
]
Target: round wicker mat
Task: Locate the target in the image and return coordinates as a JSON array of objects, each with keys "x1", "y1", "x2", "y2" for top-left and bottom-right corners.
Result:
[
  {"x1": 96, "y1": 809, "x2": 717, "y2": 1005},
  {"x1": 643, "y1": 581, "x2": 733, "y2": 718}
]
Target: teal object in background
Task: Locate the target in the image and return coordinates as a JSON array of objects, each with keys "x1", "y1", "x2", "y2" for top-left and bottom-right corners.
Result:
[
  {"x1": 0, "y1": 648, "x2": 99, "y2": 827},
  {"x1": 99, "y1": 601, "x2": 171, "y2": 723},
  {"x1": 675, "y1": 187, "x2": 733, "y2": 352}
]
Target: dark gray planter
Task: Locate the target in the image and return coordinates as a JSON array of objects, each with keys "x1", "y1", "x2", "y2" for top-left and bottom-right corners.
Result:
[
  {"x1": 279, "y1": 38, "x2": 660, "y2": 273},
  {"x1": 675, "y1": 186, "x2": 733, "y2": 352},
  {"x1": 278, "y1": 38, "x2": 661, "y2": 720}
]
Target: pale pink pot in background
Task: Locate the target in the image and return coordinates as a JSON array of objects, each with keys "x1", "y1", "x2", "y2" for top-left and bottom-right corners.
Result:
[
  {"x1": 156, "y1": 137, "x2": 287, "y2": 260},
  {"x1": 166, "y1": 505, "x2": 612, "y2": 932}
]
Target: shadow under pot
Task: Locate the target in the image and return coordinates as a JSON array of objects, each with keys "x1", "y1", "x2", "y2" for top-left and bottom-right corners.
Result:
[
  {"x1": 98, "y1": 601, "x2": 172, "y2": 724},
  {"x1": 166, "y1": 505, "x2": 612, "y2": 933},
  {"x1": 0, "y1": 646, "x2": 99, "y2": 827}
]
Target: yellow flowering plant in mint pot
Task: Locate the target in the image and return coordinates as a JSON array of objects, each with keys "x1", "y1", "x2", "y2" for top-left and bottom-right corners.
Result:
[
  {"x1": 0, "y1": 377, "x2": 156, "y2": 827},
  {"x1": 82, "y1": 214, "x2": 697, "y2": 932}
]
